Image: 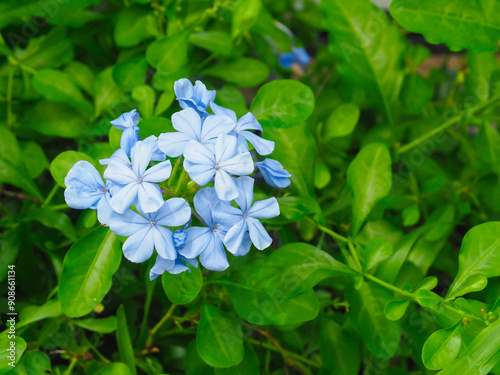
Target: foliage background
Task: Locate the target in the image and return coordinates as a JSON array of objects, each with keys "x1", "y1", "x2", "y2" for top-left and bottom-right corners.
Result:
[{"x1": 1, "y1": 0, "x2": 500, "y2": 374}]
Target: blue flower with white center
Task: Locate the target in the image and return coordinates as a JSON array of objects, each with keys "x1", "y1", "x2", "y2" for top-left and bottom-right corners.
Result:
[
  {"x1": 210, "y1": 102, "x2": 275, "y2": 155},
  {"x1": 279, "y1": 47, "x2": 311, "y2": 69},
  {"x1": 104, "y1": 141, "x2": 172, "y2": 214},
  {"x1": 149, "y1": 254, "x2": 198, "y2": 280},
  {"x1": 255, "y1": 158, "x2": 291, "y2": 188},
  {"x1": 214, "y1": 176, "x2": 280, "y2": 254},
  {"x1": 179, "y1": 188, "x2": 231, "y2": 271},
  {"x1": 109, "y1": 197, "x2": 191, "y2": 263},
  {"x1": 183, "y1": 134, "x2": 254, "y2": 201},
  {"x1": 157, "y1": 108, "x2": 234, "y2": 157},
  {"x1": 174, "y1": 79, "x2": 216, "y2": 114},
  {"x1": 64, "y1": 161, "x2": 114, "y2": 225},
  {"x1": 111, "y1": 109, "x2": 140, "y2": 130}
]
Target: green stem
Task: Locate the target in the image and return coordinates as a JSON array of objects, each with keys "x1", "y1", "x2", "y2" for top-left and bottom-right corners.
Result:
[
  {"x1": 63, "y1": 357, "x2": 77, "y2": 375},
  {"x1": 147, "y1": 303, "x2": 177, "y2": 346},
  {"x1": 43, "y1": 184, "x2": 60, "y2": 207},
  {"x1": 168, "y1": 158, "x2": 182, "y2": 188},
  {"x1": 347, "y1": 240, "x2": 363, "y2": 271},
  {"x1": 246, "y1": 338, "x2": 321, "y2": 368},
  {"x1": 175, "y1": 169, "x2": 188, "y2": 192},
  {"x1": 51, "y1": 204, "x2": 69, "y2": 211},
  {"x1": 396, "y1": 93, "x2": 500, "y2": 155},
  {"x1": 364, "y1": 273, "x2": 416, "y2": 299},
  {"x1": 306, "y1": 217, "x2": 348, "y2": 243}
]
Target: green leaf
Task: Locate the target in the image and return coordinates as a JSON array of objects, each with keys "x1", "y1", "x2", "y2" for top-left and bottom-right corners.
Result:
[
  {"x1": 322, "y1": 0, "x2": 405, "y2": 125},
  {"x1": 265, "y1": 125, "x2": 317, "y2": 196},
  {"x1": 21, "y1": 141, "x2": 49, "y2": 179},
  {"x1": 232, "y1": 0, "x2": 262, "y2": 38},
  {"x1": 162, "y1": 266, "x2": 203, "y2": 305},
  {"x1": 15, "y1": 350, "x2": 52, "y2": 374},
  {"x1": 185, "y1": 340, "x2": 215, "y2": 375},
  {"x1": 400, "y1": 73, "x2": 434, "y2": 114},
  {"x1": 346, "y1": 282, "x2": 401, "y2": 359},
  {"x1": 116, "y1": 305, "x2": 137, "y2": 375},
  {"x1": 361, "y1": 237, "x2": 393, "y2": 272},
  {"x1": 24, "y1": 207, "x2": 77, "y2": 241},
  {"x1": 114, "y1": 6, "x2": 158, "y2": 47},
  {"x1": 50, "y1": 150, "x2": 97, "y2": 188},
  {"x1": 324, "y1": 103, "x2": 360, "y2": 138},
  {"x1": 402, "y1": 204, "x2": 420, "y2": 226},
  {"x1": 33, "y1": 69, "x2": 93, "y2": 116},
  {"x1": 112, "y1": 56, "x2": 148, "y2": 92},
  {"x1": 204, "y1": 58, "x2": 269, "y2": 87},
  {"x1": 390, "y1": 0, "x2": 500, "y2": 52},
  {"x1": 197, "y1": 304, "x2": 244, "y2": 368},
  {"x1": 0, "y1": 331, "x2": 26, "y2": 373},
  {"x1": 146, "y1": 30, "x2": 190, "y2": 73},
  {"x1": 320, "y1": 320, "x2": 361, "y2": 375},
  {"x1": 132, "y1": 85, "x2": 156, "y2": 119},
  {"x1": 347, "y1": 143, "x2": 392, "y2": 235},
  {"x1": 250, "y1": 80, "x2": 315, "y2": 128},
  {"x1": 95, "y1": 363, "x2": 133, "y2": 375},
  {"x1": 190, "y1": 31, "x2": 234, "y2": 55},
  {"x1": 277, "y1": 195, "x2": 323, "y2": 223},
  {"x1": 476, "y1": 122, "x2": 500, "y2": 166},
  {"x1": 437, "y1": 319, "x2": 500, "y2": 375},
  {"x1": 214, "y1": 345, "x2": 259, "y2": 375},
  {"x1": 0, "y1": 127, "x2": 43, "y2": 200},
  {"x1": 138, "y1": 117, "x2": 174, "y2": 139},
  {"x1": 94, "y1": 67, "x2": 124, "y2": 117},
  {"x1": 416, "y1": 289, "x2": 443, "y2": 308},
  {"x1": 64, "y1": 61, "x2": 95, "y2": 96},
  {"x1": 384, "y1": 299, "x2": 410, "y2": 321},
  {"x1": 59, "y1": 227, "x2": 122, "y2": 317},
  {"x1": 446, "y1": 222, "x2": 500, "y2": 300},
  {"x1": 17, "y1": 299, "x2": 61, "y2": 329},
  {"x1": 73, "y1": 316, "x2": 117, "y2": 333},
  {"x1": 422, "y1": 321, "x2": 464, "y2": 370}
]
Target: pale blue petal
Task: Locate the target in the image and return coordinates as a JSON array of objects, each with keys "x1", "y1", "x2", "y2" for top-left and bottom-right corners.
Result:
[
  {"x1": 234, "y1": 176, "x2": 254, "y2": 212},
  {"x1": 235, "y1": 112, "x2": 262, "y2": 132},
  {"x1": 158, "y1": 132, "x2": 192, "y2": 157},
  {"x1": 223, "y1": 218, "x2": 248, "y2": 255},
  {"x1": 219, "y1": 152, "x2": 254, "y2": 176},
  {"x1": 247, "y1": 217, "x2": 273, "y2": 250},
  {"x1": 111, "y1": 109, "x2": 140, "y2": 130},
  {"x1": 201, "y1": 115, "x2": 235, "y2": 142},
  {"x1": 109, "y1": 183, "x2": 139, "y2": 214},
  {"x1": 248, "y1": 197, "x2": 280, "y2": 219},
  {"x1": 123, "y1": 226, "x2": 154, "y2": 263},
  {"x1": 194, "y1": 80, "x2": 216, "y2": 109},
  {"x1": 65, "y1": 161, "x2": 104, "y2": 189},
  {"x1": 136, "y1": 182, "x2": 164, "y2": 213},
  {"x1": 239, "y1": 131, "x2": 275, "y2": 155},
  {"x1": 214, "y1": 134, "x2": 238, "y2": 164},
  {"x1": 184, "y1": 141, "x2": 215, "y2": 166},
  {"x1": 109, "y1": 209, "x2": 148, "y2": 236},
  {"x1": 154, "y1": 197, "x2": 191, "y2": 227},
  {"x1": 210, "y1": 102, "x2": 237, "y2": 124},
  {"x1": 214, "y1": 170, "x2": 239, "y2": 201},
  {"x1": 96, "y1": 193, "x2": 113, "y2": 225},
  {"x1": 150, "y1": 255, "x2": 175, "y2": 280},
  {"x1": 142, "y1": 135, "x2": 166, "y2": 161},
  {"x1": 131, "y1": 141, "x2": 153, "y2": 177},
  {"x1": 233, "y1": 233, "x2": 252, "y2": 256},
  {"x1": 107, "y1": 148, "x2": 131, "y2": 166},
  {"x1": 143, "y1": 160, "x2": 172, "y2": 183},
  {"x1": 255, "y1": 159, "x2": 291, "y2": 188},
  {"x1": 199, "y1": 233, "x2": 229, "y2": 271},
  {"x1": 193, "y1": 188, "x2": 219, "y2": 225},
  {"x1": 168, "y1": 259, "x2": 191, "y2": 274},
  {"x1": 183, "y1": 160, "x2": 215, "y2": 187},
  {"x1": 180, "y1": 255, "x2": 198, "y2": 268},
  {"x1": 153, "y1": 226, "x2": 177, "y2": 260},
  {"x1": 180, "y1": 226, "x2": 212, "y2": 258},
  {"x1": 103, "y1": 160, "x2": 137, "y2": 186},
  {"x1": 172, "y1": 108, "x2": 202, "y2": 140},
  {"x1": 120, "y1": 126, "x2": 140, "y2": 157},
  {"x1": 64, "y1": 185, "x2": 102, "y2": 209},
  {"x1": 174, "y1": 79, "x2": 194, "y2": 102},
  {"x1": 212, "y1": 203, "x2": 242, "y2": 227}
]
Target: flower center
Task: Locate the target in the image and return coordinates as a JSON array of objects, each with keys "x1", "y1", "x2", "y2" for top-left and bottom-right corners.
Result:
[
  {"x1": 214, "y1": 164, "x2": 220, "y2": 170},
  {"x1": 138, "y1": 177, "x2": 143, "y2": 183},
  {"x1": 149, "y1": 220, "x2": 156, "y2": 227},
  {"x1": 101, "y1": 187, "x2": 108, "y2": 193},
  {"x1": 242, "y1": 213, "x2": 248, "y2": 219},
  {"x1": 210, "y1": 225, "x2": 217, "y2": 232}
]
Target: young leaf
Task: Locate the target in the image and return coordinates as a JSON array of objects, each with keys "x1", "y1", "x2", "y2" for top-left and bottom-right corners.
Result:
[
  {"x1": 361, "y1": 237, "x2": 393, "y2": 272},
  {"x1": 18, "y1": 299, "x2": 61, "y2": 329},
  {"x1": 162, "y1": 265, "x2": 203, "y2": 305},
  {"x1": 196, "y1": 305, "x2": 245, "y2": 368},
  {"x1": 347, "y1": 143, "x2": 392, "y2": 235},
  {"x1": 446, "y1": 222, "x2": 500, "y2": 300},
  {"x1": 384, "y1": 299, "x2": 410, "y2": 321},
  {"x1": 250, "y1": 80, "x2": 315, "y2": 129},
  {"x1": 73, "y1": 316, "x2": 117, "y2": 334},
  {"x1": 59, "y1": 227, "x2": 122, "y2": 317},
  {"x1": 324, "y1": 103, "x2": 360, "y2": 139},
  {"x1": 117, "y1": 305, "x2": 137, "y2": 375},
  {"x1": 390, "y1": 0, "x2": 500, "y2": 52},
  {"x1": 422, "y1": 321, "x2": 464, "y2": 370}
]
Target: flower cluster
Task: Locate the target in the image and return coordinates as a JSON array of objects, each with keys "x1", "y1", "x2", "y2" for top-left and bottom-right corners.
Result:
[{"x1": 64, "y1": 78, "x2": 291, "y2": 279}]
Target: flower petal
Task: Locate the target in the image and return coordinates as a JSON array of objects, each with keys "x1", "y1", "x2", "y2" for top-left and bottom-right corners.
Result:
[
  {"x1": 214, "y1": 170, "x2": 239, "y2": 201},
  {"x1": 131, "y1": 141, "x2": 153, "y2": 177},
  {"x1": 103, "y1": 161, "x2": 137, "y2": 186},
  {"x1": 234, "y1": 176, "x2": 254, "y2": 212},
  {"x1": 111, "y1": 109, "x2": 140, "y2": 130},
  {"x1": 109, "y1": 209, "x2": 148, "y2": 236},
  {"x1": 223, "y1": 218, "x2": 248, "y2": 255},
  {"x1": 219, "y1": 152, "x2": 254, "y2": 176},
  {"x1": 210, "y1": 102, "x2": 237, "y2": 124},
  {"x1": 143, "y1": 160, "x2": 172, "y2": 183},
  {"x1": 109, "y1": 183, "x2": 139, "y2": 214},
  {"x1": 120, "y1": 126, "x2": 140, "y2": 157},
  {"x1": 247, "y1": 217, "x2": 273, "y2": 250},
  {"x1": 234, "y1": 233, "x2": 252, "y2": 257},
  {"x1": 154, "y1": 197, "x2": 191, "y2": 227},
  {"x1": 150, "y1": 255, "x2": 175, "y2": 280},
  {"x1": 64, "y1": 186, "x2": 102, "y2": 210},
  {"x1": 212, "y1": 202, "x2": 242, "y2": 227},
  {"x1": 96, "y1": 193, "x2": 113, "y2": 225},
  {"x1": 199, "y1": 233, "x2": 229, "y2": 271},
  {"x1": 183, "y1": 160, "x2": 215, "y2": 187},
  {"x1": 193, "y1": 188, "x2": 219, "y2": 225},
  {"x1": 153, "y1": 226, "x2": 177, "y2": 260},
  {"x1": 240, "y1": 131, "x2": 275, "y2": 155},
  {"x1": 136, "y1": 182, "x2": 164, "y2": 213},
  {"x1": 184, "y1": 141, "x2": 215, "y2": 166},
  {"x1": 214, "y1": 134, "x2": 238, "y2": 164},
  {"x1": 236, "y1": 112, "x2": 262, "y2": 132},
  {"x1": 180, "y1": 226, "x2": 212, "y2": 258},
  {"x1": 65, "y1": 161, "x2": 105, "y2": 189},
  {"x1": 172, "y1": 108, "x2": 202, "y2": 140},
  {"x1": 248, "y1": 197, "x2": 280, "y2": 219},
  {"x1": 158, "y1": 132, "x2": 192, "y2": 157},
  {"x1": 123, "y1": 226, "x2": 154, "y2": 263},
  {"x1": 201, "y1": 115, "x2": 235, "y2": 142}
]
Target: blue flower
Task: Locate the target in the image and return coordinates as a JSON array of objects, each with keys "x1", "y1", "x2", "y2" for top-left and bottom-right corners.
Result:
[
  {"x1": 158, "y1": 108, "x2": 234, "y2": 157},
  {"x1": 179, "y1": 188, "x2": 231, "y2": 271},
  {"x1": 214, "y1": 176, "x2": 279, "y2": 253},
  {"x1": 210, "y1": 102, "x2": 275, "y2": 155},
  {"x1": 109, "y1": 198, "x2": 191, "y2": 263},
  {"x1": 279, "y1": 47, "x2": 311, "y2": 69},
  {"x1": 174, "y1": 79, "x2": 216, "y2": 114},
  {"x1": 183, "y1": 134, "x2": 254, "y2": 201},
  {"x1": 104, "y1": 141, "x2": 172, "y2": 214},
  {"x1": 111, "y1": 109, "x2": 140, "y2": 130},
  {"x1": 149, "y1": 254, "x2": 198, "y2": 280},
  {"x1": 255, "y1": 158, "x2": 291, "y2": 188},
  {"x1": 64, "y1": 161, "x2": 113, "y2": 225}
]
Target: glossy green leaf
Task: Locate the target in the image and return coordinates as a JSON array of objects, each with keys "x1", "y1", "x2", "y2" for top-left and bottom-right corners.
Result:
[
  {"x1": 73, "y1": 316, "x2": 117, "y2": 333},
  {"x1": 146, "y1": 30, "x2": 190, "y2": 73},
  {"x1": 446, "y1": 222, "x2": 500, "y2": 300},
  {"x1": 94, "y1": 67, "x2": 124, "y2": 117},
  {"x1": 112, "y1": 56, "x2": 148, "y2": 92},
  {"x1": 116, "y1": 305, "x2": 137, "y2": 375},
  {"x1": 347, "y1": 143, "x2": 392, "y2": 235},
  {"x1": 361, "y1": 237, "x2": 393, "y2": 272},
  {"x1": 204, "y1": 58, "x2": 269, "y2": 87},
  {"x1": 197, "y1": 304, "x2": 244, "y2": 368},
  {"x1": 64, "y1": 61, "x2": 95, "y2": 96},
  {"x1": 250, "y1": 80, "x2": 315, "y2": 128},
  {"x1": 17, "y1": 300, "x2": 61, "y2": 329},
  {"x1": 162, "y1": 266, "x2": 203, "y2": 305},
  {"x1": 21, "y1": 141, "x2": 48, "y2": 179},
  {"x1": 59, "y1": 227, "x2": 122, "y2": 317},
  {"x1": 0, "y1": 331, "x2": 26, "y2": 372},
  {"x1": 24, "y1": 207, "x2": 77, "y2": 241},
  {"x1": 325, "y1": 103, "x2": 360, "y2": 138},
  {"x1": 185, "y1": 340, "x2": 215, "y2": 375},
  {"x1": 50, "y1": 150, "x2": 97, "y2": 188},
  {"x1": 384, "y1": 299, "x2": 410, "y2": 321},
  {"x1": 190, "y1": 31, "x2": 234, "y2": 55},
  {"x1": 322, "y1": 0, "x2": 405, "y2": 125},
  {"x1": 14, "y1": 350, "x2": 52, "y2": 374},
  {"x1": 390, "y1": 0, "x2": 500, "y2": 52},
  {"x1": 114, "y1": 6, "x2": 158, "y2": 47},
  {"x1": 232, "y1": 0, "x2": 262, "y2": 38},
  {"x1": 422, "y1": 321, "x2": 464, "y2": 370},
  {"x1": 95, "y1": 363, "x2": 133, "y2": 375},
  {"x1": 132, "y1": 85, "x2": 156, "y2": 119},
  {"x1": 320, "y1": 320, "x2": 361, "y2": 375},
  {"x1": 214, "y1": 345, "x2": 259, "y2": 375}
]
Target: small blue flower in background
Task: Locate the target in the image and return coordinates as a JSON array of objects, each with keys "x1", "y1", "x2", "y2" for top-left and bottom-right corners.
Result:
[
  {"x1": 179, "y1": 188, "x2": 231, "y2": 271},
  {"x1": 64, "y1": 161, "x2": 113, "y2": 225},
  {"x1": 183, "y1": 134, "x2": 254, "y2": 201},
  {"x1": 110, "y1": 109, "x2": 140, "y2": 130},
  {"x1": 104, "y1": 141, "x2": 172, "y2": 214},
  {"x1": 109, "y1": 197, "x2": 191, "y2": 263},
  {"x1": 214, "y1": 176, "x2": 280, "y2": 253},
  {"x1": 158, "y1": 108, "x2": 234, "y2": 157},
  {"x1": 255, "y1": 158, "x2": 291, "y2": 188},
  {"x1": 210, "y1": 102, "x2": 275, "y2": 155},
  {"x1": 174, "y1": 79, "x2": 216, "y2": 114},
  {"x1": 149, "y1": 254, "x2": 198, "y2": 280},
  {"x1": 279, "y1": 47, "x2": 311, "y2": 69}
]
